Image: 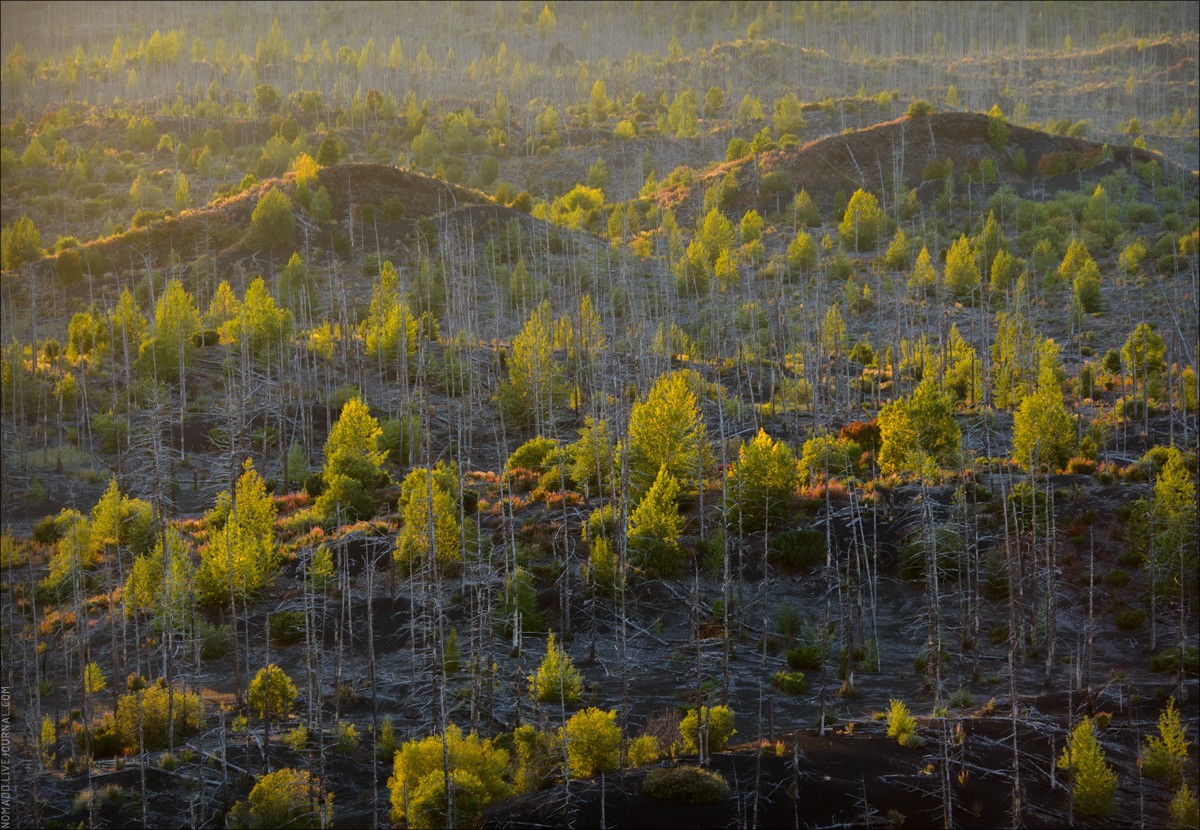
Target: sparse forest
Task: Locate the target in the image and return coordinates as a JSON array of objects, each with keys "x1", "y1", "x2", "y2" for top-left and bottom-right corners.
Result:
[{"x1": 1, "y1": 2, "x2": 1197, "y2": 828}]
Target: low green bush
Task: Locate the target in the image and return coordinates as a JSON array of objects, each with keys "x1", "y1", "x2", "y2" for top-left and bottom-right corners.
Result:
[
  {"x1": 643, "y1": 766, "x2": 729, "y2": 804},
  {"x1": 771, "y1": 671, "x2": 807, "y2": 695}
]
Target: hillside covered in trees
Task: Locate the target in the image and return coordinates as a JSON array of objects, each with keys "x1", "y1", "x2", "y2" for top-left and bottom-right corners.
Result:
[{"x1": 1, "y1": 2, "x2": 1197, "y2": 828}]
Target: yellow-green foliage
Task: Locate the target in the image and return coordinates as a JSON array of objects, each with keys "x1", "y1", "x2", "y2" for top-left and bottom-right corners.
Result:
[
  {"x1": 394, "y1": 467, "x2": 462, "y2": 573},
  {"x1": 1140, "y1": 698, "x2": 1190, "y2": 785},
  {"x1": 197, "y1": 460, "x2": 279, "y2": 605},
  {"x1": 627, "y1": 370, "x2": 711, "y2": 496},
  {"x1": 323, "y1": 397, "x2": 385, "y2": 488},
  {"x1": 115, "y1": 683, "x2": 201, "y2": 751},
  {"x1": 247, "y1": 664, "x2": 297, "y2": 721},
  {"x1": 1058, "y1": 717, "x2": 1118, "y2": 817},
  {"x1": 124, "y1": 526, "x2": 194, "y2": 625},
  {"x1": 680, "y1": 706, "x2": 736, "y2": 755},
  {"x1": 227, "y1": 768, "x2": 331, "y2": 830},
  {"x1": 83, "y1": 661, "x2": 107, "y2": 696},
  {"x1": 248, "y1": 187, "x2": 295, "y2": 249},
  {"x1": 877, "y1": 378, "x2": 960, "y2": 476},
  {"x1": 41, "y1": 509, "x2": 94, "y2": 596},
  {"x1": 798, "y1": 433, "x2": 861, "y2": 486},
  {"x1": 725, "y1": 429, "x2": 798, "y2": 530},
  {"x1": 1170, "y1": 782, "x2": 1199, "y2": 829},
  {"x1": 944, "y1": 234, "x2": 981, "y2": 300},
  {"x1": 627, "y1": 734, "x2": 660, "y2": 767},
  {"x1": 507, "y1": 300, "x2": 566, "y2": 426},
  {"x1": 388, "y1": 724, "x2": 511, "y2": 828},
  {"x1": 886, "y1": 699, "x2": 917, "y2": 744},
  {"x1": 528, "y1": 632, "x2": 582, "y2": 704},
  {"x1": 513, "y1": 725, "x2": 558, "y2": 792},
  {"x1": 838, "y1": 189, "x2": 884, "y2": 252},
  {"x1": 561, "y1": 708, "x2": 621, "y2": 779},
  {"x1": 362, "y1": 261, "x2": 419, "y2": 366},
  {"x1": 39, "y1": 714, "x2": 55, "y2": 765},
  {"x1": 1012, "y1": 373, "x2": 1076, "y2": 471},
  {"x1": 627, "y1": 464, "x2": 683, "y2": 577},
  {"x1": 89, "y1": 477, "x2": 156, "y2": 557}
]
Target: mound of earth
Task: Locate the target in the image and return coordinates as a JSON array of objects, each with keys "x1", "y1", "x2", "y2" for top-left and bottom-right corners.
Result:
[
  {"x1": 744, "y1": 111, "x2": 1159, "y2": 214},
  {"x1": 24, "y1": 164, "x2": 493, "y2": 306}
]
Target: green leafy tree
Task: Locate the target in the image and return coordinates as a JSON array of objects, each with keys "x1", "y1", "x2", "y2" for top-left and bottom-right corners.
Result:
[
  {"x1": 221, "y1": 277, "x2": 292, "y2": 366},
  {"x1": 799, "y1": 433, "x2": 862, "y2": 486},
  {"x1": 726, "y1": 429, "x2": 798, "y2": 531},
  {"x1": 1012, "y1": 343, "x2": 1076, "y2": 471},
  {"x1": 115, "y1": 683, "x2": 201, "y2": 750},
  {"x1": 506, "y1": 300, "x2": 565, "y2": 428},
  {"x1": 362, "y1": 260, "x2": 419, "y2": 369},
  {"x1": 680, "y1": 706, "x2": 736, "y2": 754},
  {"x1": 792, "y1": 189, "x2": 820, "y2": 225},
  {"x1": 990, "y1": 310, "x2": 1040, "y2": 409},
  {"x1": 394, "y1": 466, "x2": 463, "y2": 573},
  {"x1": 1121, "y1": 322, "x2": 1166, "y2": 403},
  {"x1": 937, "y1": 324, "x2": 981, "y2": 404},
  {"x1": 944, "y1": 235, "x2": 981, "y2": 301},
  {"x1": 703, "y1": 85, "x2": 725, "y2": 118},
  {"x1": 39, "y1": 714, "x2": 55, "y2": 766},
  {"x1": 528, "y1": 631, "x2": 582, "y2": 704},
  {"x1": 740, "y1": 209, "x2": 763, "y2": 244},
  {"x1": 248, "y1": 187, "x2": 296, "y2": 249},
  {"x1": 567, "y1": 416, "x2": 614, "y2": 494},
  {"x1": 1, "y1": 214, "x2": 42, "y2": 270},
  {"x1": 907, "y1": 246, "x2": 938, "y2": 296},
  {"x1": 667, "y1": 88, "x2": 699, "y2": 137},
  {"x1": 628, "y1": 465, "x2": 684, "y2": 576},
  {"x1": 838, "y1": 189, "x2": 884, "y2": 252},
  {"x1": 1140, "y1": 698, "x2": 1190, "y2": 785},
  {"x1": 316, "y1": 135, "x2": 342, "y2": 166},
  {"x1": 1140, "y1": 448, "x2": 1199, "y2": 596},
  {"x1": 772, "y1": 92, "x2": 805, "y2": 136},
  {"x1": 108, "y1": 288, "x2": 148, "y2": 370},
  {"x1": 40, "y1": 509, "x2": 94, "y2": 597},
  {"x1": 986, "y1": 103, "x2": 1009, "y2": 149},
  {"x1": 1058, "y1": 717, "x2": 1118, "y2": 817},
  {"x1": 197, "y1": 459, "x2": 279, "y2": 604},
  {"x1": 627, "y1": 370, "x2": 711, "y2": 496},
  {"x1": 228, "y1": 768, "x2": 331, "y2": 830},
  {"x1": 1058, "y1": 238, "x2": 1093, "y2": 287},
  {"x1": 1119, "y1": 238, "x2": 1149, "y2": 278},
  {"x1": 886, "y1": 699, "x2": 918, "y2": 744},
  {"x1": 248, "y1": 664, "x2": 298, "y2": 721},
  {"x1": 877, "y1": 377, "x2": 961, "y2": 476},
  {"x1": 561, "y1": 708, "x2": 621, "y2": 778},
  {"x1": 989, "y1": 248, "x2": 1021, "y2": 294},
  {"x1": 1073, "y1": 258, "x2": 1103, "y2": 313},
  {"x1": 388, "y1": 725, "x2": 511, "y2": 829},
  {"x1": 124, "y1": 526, "x2": 194, "y2": 628},
  {"x1": 83, "y1": 661, "x2": 107, "y2": 696},
  {"x1": 148, "y1": 279, "x2": 200, "y2": 382},
  {"x1": 89, "y1": 476, "x2": 156, "y2": 558},
  {"x1": 698, "y1": 206, "x2": 735, "y2": 264},
  {"x1": 589, "y1": 78, "x2": 609, "y2": 123},
  {"x1": 278, "y1": 252, "x2": 316, "y2": 320},
  {"x1": 884, "y1": 228, "x2": 913, "y2": 270},
  {"x1": 204, "y1": 280, "x2": 242, "y2": 332},
  {"x1": 173, "y1": 172, "x2": 190, "y2": 211},
  {"x1": 20, "y1": 135, "x2": 48, "y2": 167},
  {"x1": 786, "y1": 230, "x2": 818, "y2": 276},
  {"x1": 1170, "y1": 782, "x2": 1199, "y2": 829},
  {"x1": 317, "y1": 397, "x2": 384, "y2": 521}
]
